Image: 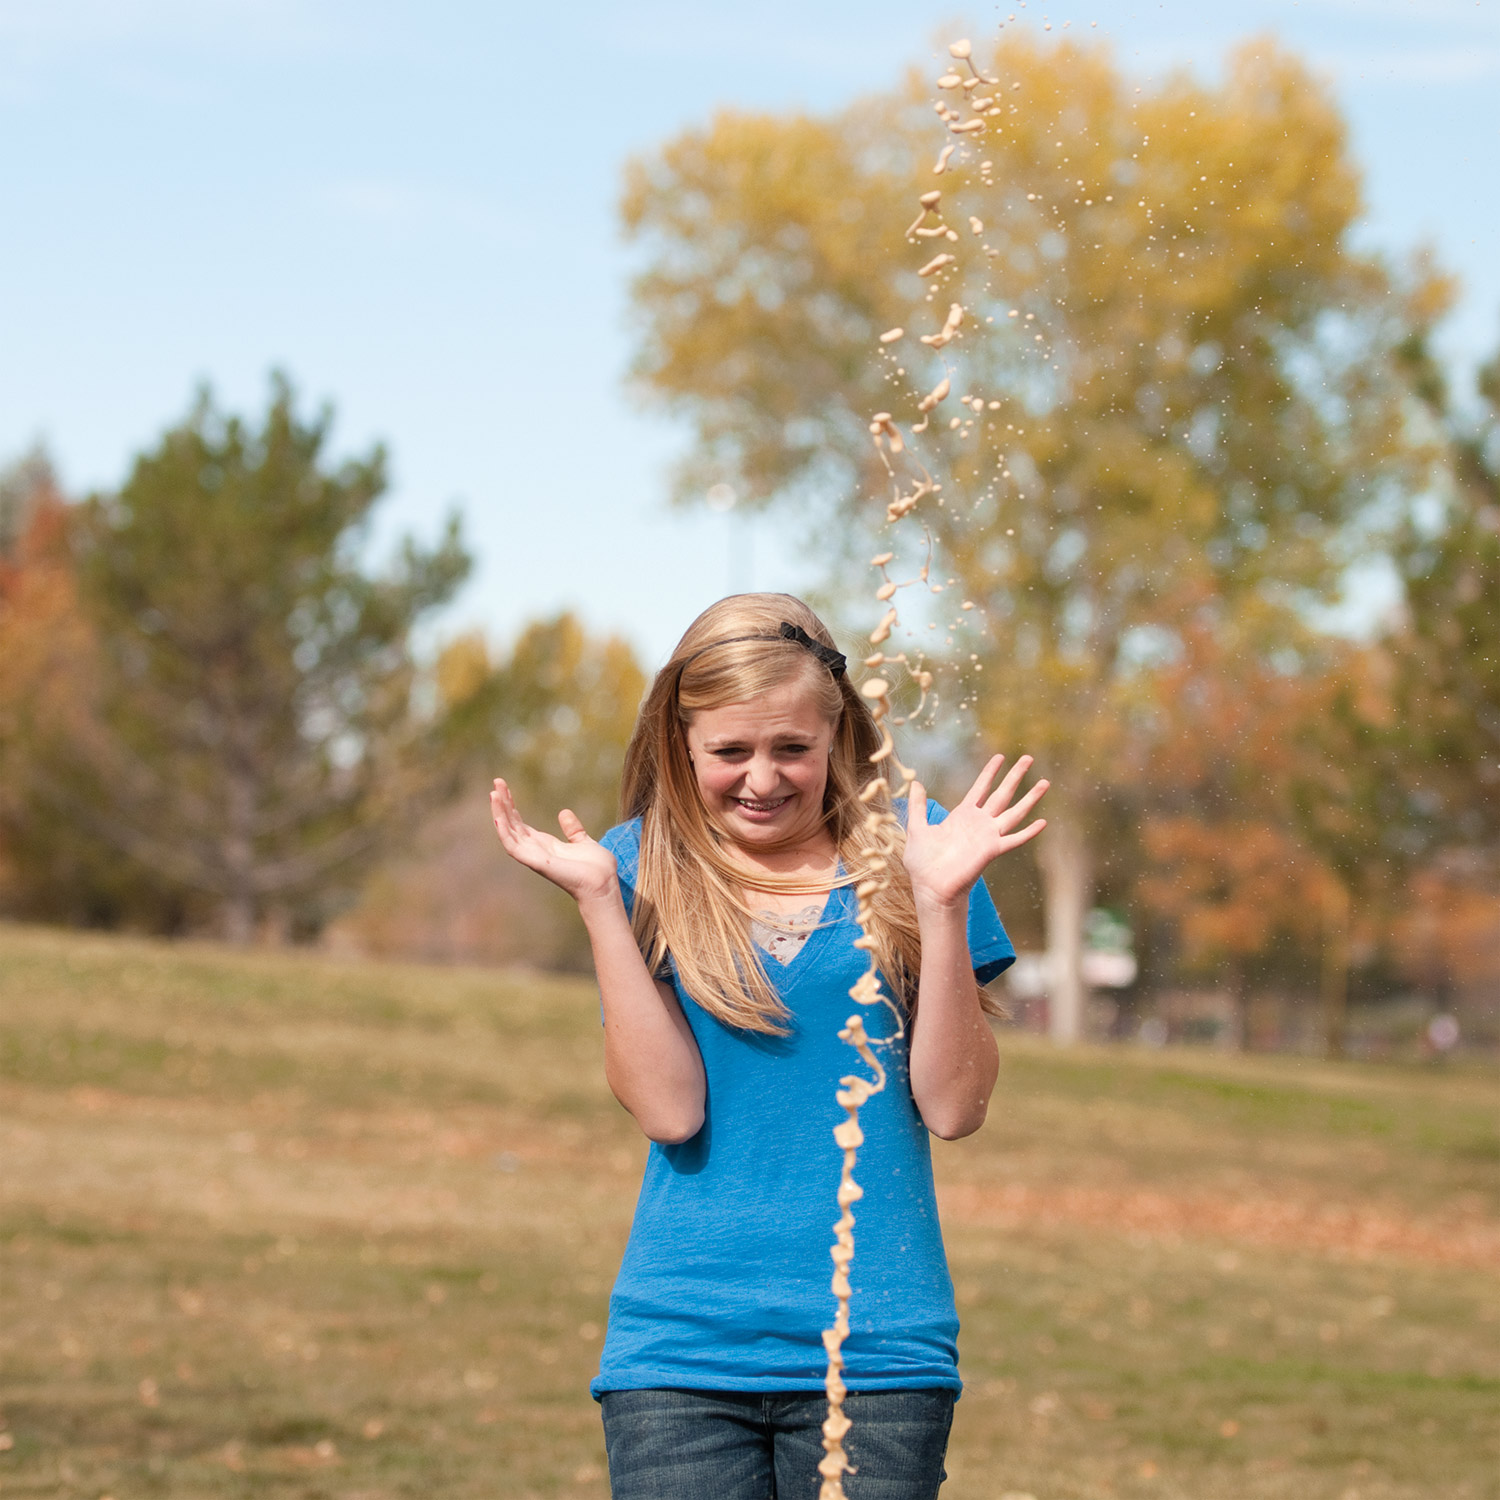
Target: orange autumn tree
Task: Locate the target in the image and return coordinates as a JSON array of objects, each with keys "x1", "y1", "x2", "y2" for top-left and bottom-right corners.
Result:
[
  {"x1": 0, "y1": 453, "x2": 174, "y2": 925},
  {"x1": 624, "y1": 33, "x2": 1437, "y2": 1040},
  {"x1": 1335, "y1": 330, "x2": 1500, "y2": 1040},
  {"x1": 0, "y1": 453, "x2": 79, "y2": 910},
  {"x1": 1131, "y1": 610, "x2": 1373, "y2": 1051}
]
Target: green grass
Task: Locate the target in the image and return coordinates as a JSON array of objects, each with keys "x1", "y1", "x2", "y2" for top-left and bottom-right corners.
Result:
[{"x1": 1, "y1": 922, "x2": 1498, "y2": 1499}]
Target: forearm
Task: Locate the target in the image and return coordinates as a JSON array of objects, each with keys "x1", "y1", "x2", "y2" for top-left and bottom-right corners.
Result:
[
  {"x1": 580, "y1": 887, "x2": 706, "y2": 1144},
  {"x1": 908, "y1": 897, "x2": 1000, "y2": 1140}
]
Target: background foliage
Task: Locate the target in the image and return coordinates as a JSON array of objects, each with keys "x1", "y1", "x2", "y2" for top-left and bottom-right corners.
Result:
[
  {"x1": 0, "y1": 32, "x2": 1496, "y2": 1051},
  {"x1": 619, "y1": 33, "x2": 1496, "y2": 1050}
]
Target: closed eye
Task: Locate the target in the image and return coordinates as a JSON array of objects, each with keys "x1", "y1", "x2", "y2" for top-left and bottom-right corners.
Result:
[{"x1": 705, "y1": 742, "x2": 813, "y2": 757}]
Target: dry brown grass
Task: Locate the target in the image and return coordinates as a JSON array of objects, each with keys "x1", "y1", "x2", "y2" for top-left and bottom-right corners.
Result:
[{"x1": 2, "y1": 922, "x2": 1498, "y2": 1499}]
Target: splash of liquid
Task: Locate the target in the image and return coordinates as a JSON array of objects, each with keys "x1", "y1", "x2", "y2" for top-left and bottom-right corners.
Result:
[
  {"x1": 815, "y1": 1013, "x2": 884, "y2": 1496},
  {"x1": 816, "y1": 39, "x2": 983, "y2": 1498}
]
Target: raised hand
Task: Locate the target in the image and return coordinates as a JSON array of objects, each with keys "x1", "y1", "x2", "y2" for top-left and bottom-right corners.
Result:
[
  {"x1": 903, "y1": 754, "x2": 1049, "y2": 909},
  {"x1": 489, "y1": 778, "x2": 620, "y2": 905}
]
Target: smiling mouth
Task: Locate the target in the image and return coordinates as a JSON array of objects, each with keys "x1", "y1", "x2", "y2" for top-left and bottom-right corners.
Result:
[{"x1": 734, "y1": 796, "x2": 792, "y2": 814}]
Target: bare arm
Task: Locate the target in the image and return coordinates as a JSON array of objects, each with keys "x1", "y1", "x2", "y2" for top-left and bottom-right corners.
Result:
[
  {"x1": 491, "y1": 780, "x2": 705, "y2": 1144},
  {"x1": 908, "y1": 897, "x2": 1001, "y2": 1140},
  {"x1": 579, "y1": 888, "x2": 706, "y2": 1144},
  {"x1": 902, "y1": 757, "x2": 1048, "y2": 1140}
]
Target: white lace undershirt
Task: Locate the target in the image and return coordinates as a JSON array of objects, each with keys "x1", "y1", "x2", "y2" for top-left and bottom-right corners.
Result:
[{"x1": 749, "y1": 902, "x2": 826, "y2": 965}]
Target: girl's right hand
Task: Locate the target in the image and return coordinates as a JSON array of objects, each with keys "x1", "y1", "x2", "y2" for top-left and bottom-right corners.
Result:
[{"x1": 489, "y1": 778, "x2": 619, "y2": 905}]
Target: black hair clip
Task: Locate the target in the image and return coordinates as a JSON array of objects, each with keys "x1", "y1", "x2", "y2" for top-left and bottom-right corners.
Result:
[
  {"x1": 779, "y1": 621, "x2": 847, "y2": 679},
  {"x1": 673, "y1": 624, "x2": 849, "y2": 684}
]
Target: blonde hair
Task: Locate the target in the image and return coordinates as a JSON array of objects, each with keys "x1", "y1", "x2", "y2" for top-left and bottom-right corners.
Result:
[{"x1": 619, "y1": 594, "x2": 926, "y2": 1033}]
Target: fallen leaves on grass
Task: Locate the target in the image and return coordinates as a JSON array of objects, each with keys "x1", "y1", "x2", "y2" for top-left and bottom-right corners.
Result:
[{"x1": 938, "y1": 1181, "x2": 1500, "y2": 1270}]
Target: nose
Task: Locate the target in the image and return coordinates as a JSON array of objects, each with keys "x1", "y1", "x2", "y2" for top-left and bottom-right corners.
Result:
[{"x1": 741, "y1": 754, "x2": 781, "y2": 798}]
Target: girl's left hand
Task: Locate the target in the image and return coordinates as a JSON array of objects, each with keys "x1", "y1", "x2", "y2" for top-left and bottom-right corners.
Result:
[{"x1": 903, "y1": 754, "x2": 1049, "y2": 910}]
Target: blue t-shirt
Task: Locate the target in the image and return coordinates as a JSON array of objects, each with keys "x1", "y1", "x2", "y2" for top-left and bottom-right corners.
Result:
[{"x1": 590, "y1": 803, "x2": 1014, "y2": 1399}]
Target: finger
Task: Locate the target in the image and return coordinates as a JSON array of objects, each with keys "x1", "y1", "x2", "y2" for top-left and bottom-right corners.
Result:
[
  {"x1": 962, "y1": 754, "x2": 1005, "y2": 807},
  {"x1": 982, "y1": 754, "x2": 1034, "y2": 815},
  {"x1": 491, "y1": 781, "x2": 536, "y2": 853},
  {"x1": 981, "y1": 753, "x2": 1032, "y2": 813},
  {"x1": 490, "y1": 778, "x2": 515, "y2": 829},
  {"x1": 491, "y1": 804, "x2": 524, "y2": 855},
  {"x1": 491, "y1": 780, "x2": 522, "y2": 830},
  {"x1": 557, "y1": 808, "x2": 590, "y2": 844},
  {"x1": 493, "y1": 806, "x2": 528, "y2": 855},
  {"x1": 907, "y1": 779, "x2": 929, "y2": 834},
  {"x1": 996, "y1": 778, "x2": 1049, "y2": 830},
  {"x1": 996, "y1": 817, "x2": 1047, "y2": 853}
]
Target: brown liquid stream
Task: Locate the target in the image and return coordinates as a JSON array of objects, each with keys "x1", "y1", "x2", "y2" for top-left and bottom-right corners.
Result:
[{"x1": 816, "y1": 34, "x2": 991, "y2": 1498}]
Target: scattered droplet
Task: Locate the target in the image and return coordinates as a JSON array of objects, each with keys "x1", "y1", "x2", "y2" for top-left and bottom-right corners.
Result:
[
  {"x1": 920, "y1": 303, "x2": 965, "y2": 349},
  {"x1": 917, "y1": 376, "x2": 952, "y2": 412}
]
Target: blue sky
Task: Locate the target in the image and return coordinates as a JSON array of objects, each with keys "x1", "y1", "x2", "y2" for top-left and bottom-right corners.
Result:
[{"x1": 2, "y1": 0, "x2": 1496, "y2": 666}]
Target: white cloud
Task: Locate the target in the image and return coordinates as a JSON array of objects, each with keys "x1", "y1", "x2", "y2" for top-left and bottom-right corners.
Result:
[
  {"x1": 1311, "y1": 44, "x2": 1500, "y2": 82},
  {"x1": 1086, "y1": 25, "x2": 1500, "y2": 90},
  {"x1": 1304, "y1": 0, "x2": 1500, "y2": 28},
  {"x1": 0, "y1": 0, "x2": 349, "y2": 106},
  {"x1": 0, "y1": 0, "x2": 328, "y2": 50}
]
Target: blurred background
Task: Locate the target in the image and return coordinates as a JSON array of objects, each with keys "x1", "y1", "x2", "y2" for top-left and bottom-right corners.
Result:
[{"x1": 2, "y1": 3, "x2": 1498, "y2": 1497}]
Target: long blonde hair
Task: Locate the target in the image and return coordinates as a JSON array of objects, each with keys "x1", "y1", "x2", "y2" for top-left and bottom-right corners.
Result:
[{"x1": 620, "y1": 594, "x2": 925, "y2": 1033}]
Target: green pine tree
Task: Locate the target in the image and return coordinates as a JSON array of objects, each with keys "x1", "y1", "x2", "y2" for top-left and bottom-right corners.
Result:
[{"x1": 69, "y1": 375, "x2": 470, "y2": 940}]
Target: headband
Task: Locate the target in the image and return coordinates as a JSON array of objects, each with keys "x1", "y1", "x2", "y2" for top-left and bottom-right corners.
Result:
[{"x1": 674, "y1": 620, "x2": 848, "y2": 681}]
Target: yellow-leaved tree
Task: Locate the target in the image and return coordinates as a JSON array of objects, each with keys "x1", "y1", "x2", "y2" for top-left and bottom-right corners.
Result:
[
  {"x1": 623, "y1": 34, "x2": 1438, "y2": 1040},
  {"x1": 334, "y1": 614, "x2": 646, "y2": 970}
]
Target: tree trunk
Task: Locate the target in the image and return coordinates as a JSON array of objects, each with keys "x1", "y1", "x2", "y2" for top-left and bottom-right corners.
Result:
[
  {"x1": 1230, "y1": 964, "x2": 1250, "y2": 1052},
  {"x1": 221, "y1": 754, "x2": 257, "y2": 944},
  {"x1": 1036, "y1": 814, "x2": 1093, "y2": 1046},
  {"x1": 221, "y1": 889, "x2": 255, "y2": 945},
  {"x1": 1321, "y1": 880, "x2": 1349, "y2": 1060}
]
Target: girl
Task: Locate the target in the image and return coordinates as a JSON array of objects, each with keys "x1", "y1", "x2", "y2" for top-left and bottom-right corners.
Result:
[{"x1": 490, "y1": 594, "x2": 1047, "y2": 1500}]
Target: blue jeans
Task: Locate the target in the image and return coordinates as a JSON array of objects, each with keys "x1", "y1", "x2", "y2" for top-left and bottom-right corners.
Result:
[{"x1": 599, "y1": 1387, "x2": 954, "y2": 1500}]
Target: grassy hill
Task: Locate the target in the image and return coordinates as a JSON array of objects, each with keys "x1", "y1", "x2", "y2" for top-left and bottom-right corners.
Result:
[{"x1": 2, "y1": 922, "x2": 1497, "y2": 1499}]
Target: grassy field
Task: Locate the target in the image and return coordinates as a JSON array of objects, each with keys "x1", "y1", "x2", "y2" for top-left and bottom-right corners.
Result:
[{"x1": 2, "y1": 922, "x2": 1498, "y2": 1500}]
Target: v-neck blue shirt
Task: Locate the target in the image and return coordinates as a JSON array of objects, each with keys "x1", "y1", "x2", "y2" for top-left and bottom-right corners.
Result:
[{"x1": 590, "y1": 807, "x2": 1014, "y2": 1399}]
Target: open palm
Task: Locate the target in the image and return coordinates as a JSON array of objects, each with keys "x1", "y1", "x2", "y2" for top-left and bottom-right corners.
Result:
[
  {"x1": 903, "y1": 754, "x2": 1049, "y2": 907},
  {"x1": 489, "y1": 778, "x2": 618, "y2": 902}
]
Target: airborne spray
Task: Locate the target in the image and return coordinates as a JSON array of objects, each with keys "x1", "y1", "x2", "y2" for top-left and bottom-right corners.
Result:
[{"x1": 816, "y1": 34, "x2": 998, "y2": 1500}]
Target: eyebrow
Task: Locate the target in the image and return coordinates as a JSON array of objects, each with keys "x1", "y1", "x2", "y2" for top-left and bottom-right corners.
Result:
[{"x1": 700, "y1": 732, "x2": 817, "y2": 750}]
